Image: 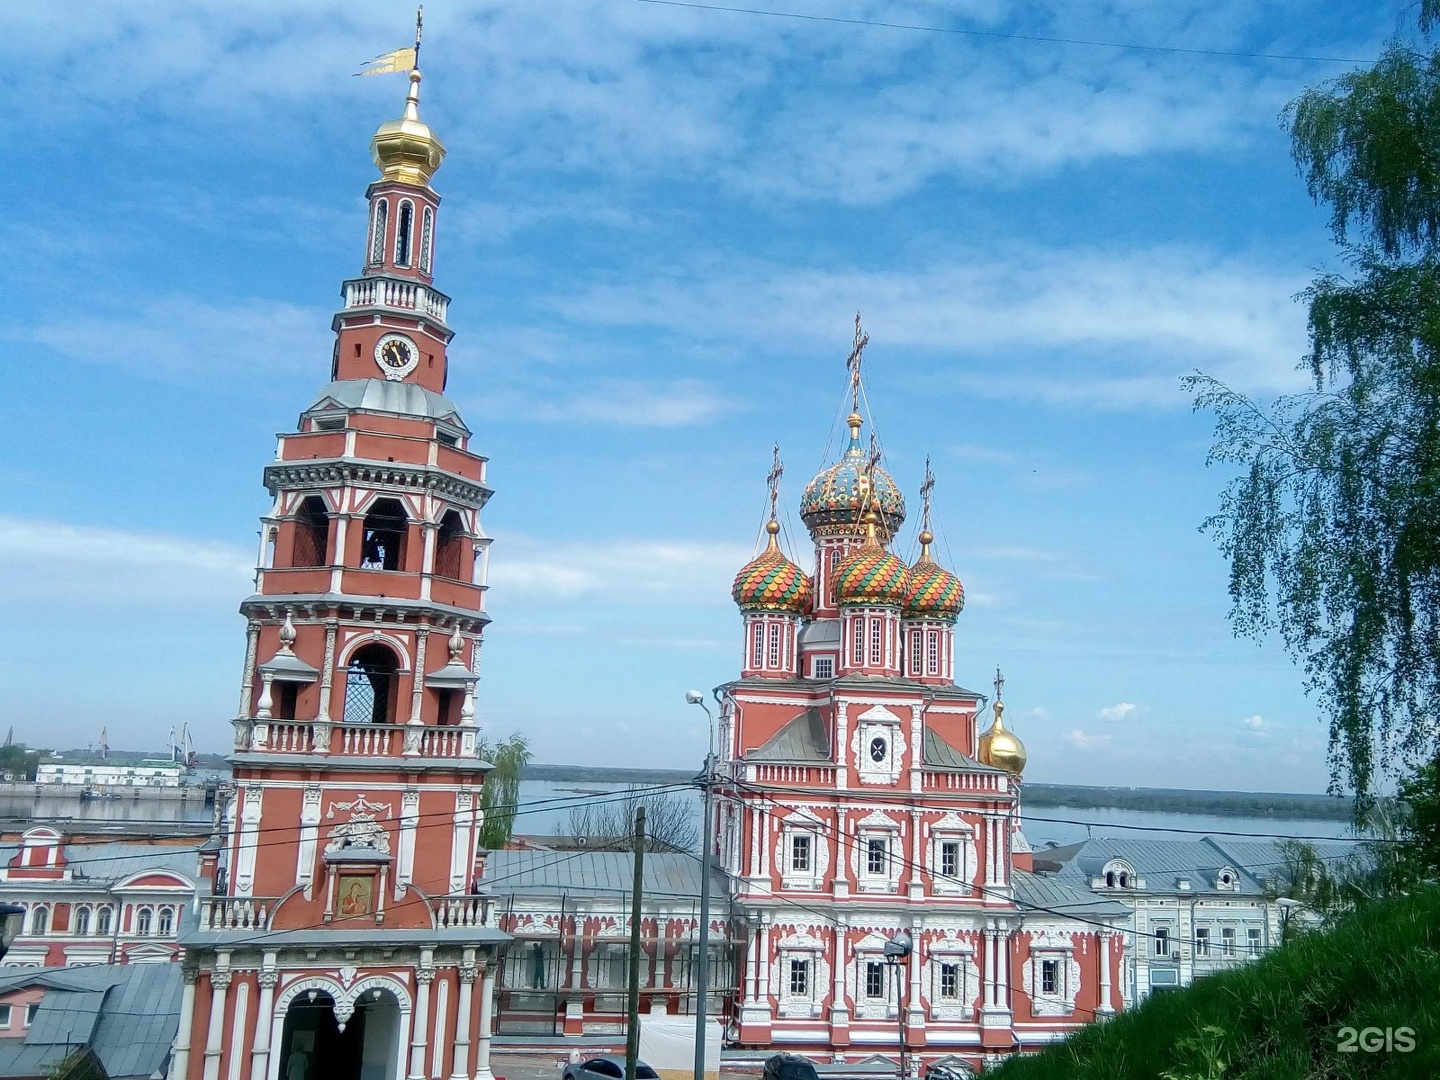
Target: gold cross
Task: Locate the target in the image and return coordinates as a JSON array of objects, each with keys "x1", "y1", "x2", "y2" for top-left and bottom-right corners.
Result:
[{"x1": 846, "y1": 312, "x2": 869, "y2": 412}]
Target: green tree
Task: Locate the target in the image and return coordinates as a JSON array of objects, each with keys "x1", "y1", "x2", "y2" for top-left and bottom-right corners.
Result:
[
  {"x1": 0, "y1": 744, "x2": 40, "y2": 782},
  {"x1": 476, "y1": 731, "x2": 530, "y2": 850},
  {"x1": 1186, "y1": 1, "x2": 1440, "y2": 801}
]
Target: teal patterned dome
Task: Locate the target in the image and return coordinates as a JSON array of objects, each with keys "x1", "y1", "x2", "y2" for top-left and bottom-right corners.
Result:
[{"x1": 800, "y1": 413, "x2": 906, "y2": 537}]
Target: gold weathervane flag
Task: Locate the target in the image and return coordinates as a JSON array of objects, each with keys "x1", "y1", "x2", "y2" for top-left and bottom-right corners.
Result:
[{"x1": 356, "y1": 46, "x2": 417, "y2": 76}]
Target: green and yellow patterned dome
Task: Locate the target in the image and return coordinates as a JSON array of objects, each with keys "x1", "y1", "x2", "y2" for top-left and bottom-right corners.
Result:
[
  {"x1": 733, "y1": 521, "x2": 812, "y2": 614},
  {"x1": 834, "y1": 514, "x2": 910, "y2": 607},
  {"x1": 800, "y1": 413, "x2": 906, "y2": 538},
  {"x1": 904, "y1": 531, "x2": 964, "y2": 620}
]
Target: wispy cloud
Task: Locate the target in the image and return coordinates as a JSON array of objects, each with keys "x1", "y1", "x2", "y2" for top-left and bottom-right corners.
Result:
[
  {"x1": 479, "y1": 378, "x2": 733, "y2": 428},
  {"x1": 1065, "y1": 729, "x2": 1113, "y2": 751},
  {"x1": 1097, "y1": 702, "x2": 1141, "y2": 722},
  {"x1": 0, "y1": 516, "x2": 252, "y2": 610},
  {"x1": 489, "y1": 535, "x2": 751, "y2": 605}
]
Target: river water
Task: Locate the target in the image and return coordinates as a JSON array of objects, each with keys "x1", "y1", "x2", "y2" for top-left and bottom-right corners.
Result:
[{"x1": 510, "y1": 779, "x2": 1361, "y2": 847}]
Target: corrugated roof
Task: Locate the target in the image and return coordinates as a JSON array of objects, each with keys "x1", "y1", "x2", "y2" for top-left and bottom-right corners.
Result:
[
  {"x1": 1013, "y1": 869, "x2": 1131, "y2": 918},
  {"x1": 485, "y1": 850, "x2": 721, "y2": 901},
  {"x1": 921, "y1": 728, "x2": 997, "y2": 772},
  {"x1": 0, "y1": 964, "x2": 182, "y2": 1080},
  {"x1": 0, "y1": 843, "x2": 199, "y2": 888},
  {"x1": 749, "y1": 709, "x2": 830, "y2": 763}
]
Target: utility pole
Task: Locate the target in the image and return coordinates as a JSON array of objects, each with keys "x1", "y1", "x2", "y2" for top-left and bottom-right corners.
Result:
[
  {"x1": 625, "y1": 805, "x2": 647, "y2": 1080},
  {"x1": 686, "y1": 691, "x2": 716, "y2": 1080}
]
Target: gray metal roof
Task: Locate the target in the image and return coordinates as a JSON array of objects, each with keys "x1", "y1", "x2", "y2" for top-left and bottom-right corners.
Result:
[
  {"x1": 484, "y1": 850, "x2": 720, "y2": 902},
  {"x1": 748, "y1": 709, "x2": 830, "y2": 763},
  {"x1": 1048, "y1": 835, "x2": 1361, "y2": 897},
  {"x1": 307, "y1": 378, "x2": 470, "y2": 431},
  {"x1": 921, "y1": 728, "x2": 998, "y2": 772},
  {"x1": 0, "y1": 964, "x2": 182, "y2": 1079},
  {"x1": 0, "y1": 843, "x2": 200, "y2": 889},
  {"x1": 1012, "y1": 870, "x2": 1131, "y2": 919}
]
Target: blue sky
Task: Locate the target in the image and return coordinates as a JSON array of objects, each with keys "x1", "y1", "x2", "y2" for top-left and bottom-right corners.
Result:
[{"x1": 0, "y1": 0, "x2": 1404, "y2": 792}]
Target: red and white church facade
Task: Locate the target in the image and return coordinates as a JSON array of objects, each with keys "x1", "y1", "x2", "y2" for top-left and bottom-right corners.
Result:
[
  {"x1": 715, "y1": 364, "x2": 1132, "y2": 1070},
  {"x1": 171, "y1": 63, "x2": 508, "y2": 1080}
]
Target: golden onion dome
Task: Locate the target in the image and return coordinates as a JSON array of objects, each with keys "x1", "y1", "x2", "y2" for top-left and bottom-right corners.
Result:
[
  {"x1": 977, "y1": 699, "x2": 1027, "y2": 776},
  {"x1": 834, "y1": 512, "x2": 910, "y2": 607},
  {"x1": 800, "y1": 413, "x2": 906, "y2": 538},
  {"x1": 732, "y1": 521, "x2": 813, "y2": 614},
  {"x1": 371, "y1": 70, "x2": 446, "y2": 186},
  {"x1": 904, "y1": 530, "x2": 965, "y2": 620}
]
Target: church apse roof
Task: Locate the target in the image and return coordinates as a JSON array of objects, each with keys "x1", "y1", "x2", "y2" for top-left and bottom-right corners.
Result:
[{"x1": 748, "y1": 708, "x2": 831, "y2": 763}]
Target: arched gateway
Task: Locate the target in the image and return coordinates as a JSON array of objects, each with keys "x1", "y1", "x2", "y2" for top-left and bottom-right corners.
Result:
[{"x1": 170, "y1": 25, "x2": 508, "y2": 1080}]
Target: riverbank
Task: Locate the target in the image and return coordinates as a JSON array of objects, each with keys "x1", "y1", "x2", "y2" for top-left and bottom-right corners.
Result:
[{"x1": 519, "y1": 764, "x2": 1355, "y2": 820}]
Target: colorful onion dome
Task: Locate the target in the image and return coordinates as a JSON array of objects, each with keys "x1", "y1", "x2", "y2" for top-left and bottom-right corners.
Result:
[
  {"x1": 800, "y1": 413, "x2": 906, "y2": 537},
  {"x1": 833, "y1": 513, "x2": 911, "y2": 607},
  {"x1": 977, "y1": 699, "x2": 1027, "y2": 776},
  {"x1": 904, "y1": 530, "x2": 965, "y2": 620},
  {"x1": 732, "y1": 520, "x2": 812, "y2": 614}
]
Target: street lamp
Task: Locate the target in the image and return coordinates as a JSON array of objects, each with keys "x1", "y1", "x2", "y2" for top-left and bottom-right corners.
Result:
[
  {"x1": 1275, "y1": 897, "x2": 1303, "y2": 944},
  {"x1": 0, "y1": 904, "x2": 26, "y2": 963},
  {"x1": 685, "y1": 690, "x2": 716, "y2": 1080},
  {"x1": 884, "y1": 930, "x2": 913, "y2": 1080}
]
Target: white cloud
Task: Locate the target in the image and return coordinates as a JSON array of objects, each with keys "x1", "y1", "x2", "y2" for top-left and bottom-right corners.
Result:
[
  {"x1": 23, "y1": 297, "x2": 329, "y2": 377},
  {"x1": 549, "y1": 247, "x2": 1311, "y2": 406},
  {"x1": 1097, "y1": 702, "x2": 1140, "y2": 722},
  {"x1": 1065, "y1": 729, "x2": 1113, "y2": 751},
  {"x1": 480, "y1": 379, "x2": 733, "y2": 428},
  {"x1": 488, "y1": 535, "x2": 752, "y2": 605},
  {"x1": 1242, "y1": 714, "x2": 1265, "y2": 729},
  {"x1": 0, "y1": 516, "x2": 253, "y2": 610}
]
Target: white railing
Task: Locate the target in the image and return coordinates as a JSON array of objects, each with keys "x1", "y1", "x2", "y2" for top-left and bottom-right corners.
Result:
[
  {"x1": 344, "y1": 277, "x2": 449, "y2": 322},
  {"x1": 266, "y1": 722, "x2": 314, "y2": 753},
  {"x1": 421, "y1": 728, "x2": 464, "y2": 758},
  {"x1": 431, "y1": 895, "x2": 492, "y2": 929},
  {"x1": 922, "y1": 770, "x2": 1003, "y2": 792},
  {"x1": 337, "y1": 723, "x2": 394, "y2": 756},
  {"x1": 199, "y1": 897, "x2": 274, "y2": 931},
  {"x1": 754, "y1": 765, "x2": 836, "y2": 785}
]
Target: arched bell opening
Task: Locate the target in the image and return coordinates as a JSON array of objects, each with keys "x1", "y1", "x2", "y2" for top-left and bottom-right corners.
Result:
[
  {"x1": 290, "y1": 496, "x2": 330, "y2": 568},
  {"x1": 275, "y1": 986, "x2": 404, "y2": 1080},
  {"x1": 434, "y1": 509, "x2": 467, "y2": 581},
  {"x1": 360, "y1": 498, "x2": 409, "y2": 571},
  {"x1": 343, "y1": 643, "x2": 401, "y2": 725}
]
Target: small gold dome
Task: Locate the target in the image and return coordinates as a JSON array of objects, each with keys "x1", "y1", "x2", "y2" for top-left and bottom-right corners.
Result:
[
  {"x1": 977, "y1": 699, "x2": 1027, "y2": 775},
  {"x1": 371, "y1": 70, "x2": 446, "y2": 186}
]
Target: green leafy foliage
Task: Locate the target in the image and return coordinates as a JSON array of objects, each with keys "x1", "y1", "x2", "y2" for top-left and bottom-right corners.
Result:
[
  {"x1": 1187, "y1": 6, "x2": 1440, "y2": 801},
  {"x1": 476, "y1": 731, "x2": 530, "y2": 850},
  {"x1": 0, "y1": 743, "x2": 40, "y2": 781},
  {"x1": 989, "y1": 887, "x2": 1440, "y2": 1080}
]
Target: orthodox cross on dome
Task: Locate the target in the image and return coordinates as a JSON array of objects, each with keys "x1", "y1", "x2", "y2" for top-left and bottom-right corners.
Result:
[
  {"x1": 919, "y1": 456, "x2": 935, "y2": 535},
  {"x1": 994, "y1": 666, "x2": 1005, "y2": 704},
  {"x1": 766, "y1": 443, "x2": 784, "y2": 523},
  {"x1": 846, "y1": 311, "x2": 870, "y2": 412}
]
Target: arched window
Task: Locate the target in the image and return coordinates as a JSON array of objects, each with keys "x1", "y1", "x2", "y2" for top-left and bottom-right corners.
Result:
[
  {"x1": 290, "y1": 496, "x2": 330, "y2": 568},
  {"x1": 344, "y1": 642, "x2": 400, "y2": 725},
  {"x1": 395, "y1": 200, "x2": 414, "y2": 266},
  {"x1": 158, "y1": 908, "x2": 174, "y2": 936},
  {"x1": 910, "y1": 629, "x2": 922, "y2": 674},
  {"x1": 96, "y1": 907, "x2": 113, "y2": 935},
  {"x1": 767, "y1": 623, "x2": 781, "y2": 666},
  {"x1": 434, "y1": 510, "x2": 466, "y2": 580},
  {"x1": 752, "y1": 624, "x2": 764, "y2": 668},
  {"x1": 927, "y1": 631, "x2": 939, "y2": 675},
  {"x1": 370, "y1": 199, "x2": 388, "y2": 265},
  {"x1": 419, "y1": 207, "x2": 434, "y2": 273},
  {"x1": 869, "y1": 618, "x2": 883, "y2": 665},
  {"x1": 1105, "y1": 871, "x2": 1115, "y2": 888},
  {"x1": 136, "y1": 907, "x2": 152, "y2": 936},
  {"x1": 30, "y1": 907, "x2": 48, "y2": 935},
  {"x1": 1119, "y1": 872, "x2": 1130, "y2": 888},
  {"x1": 360, "y1": 498, "x2": 408, "y2": 571},
  {"x1": 852, "y1": 618, "x2": 864, "y2": 665},
  {"x1": 74, "y1": 906, "x2": 91, "y2": 936}
]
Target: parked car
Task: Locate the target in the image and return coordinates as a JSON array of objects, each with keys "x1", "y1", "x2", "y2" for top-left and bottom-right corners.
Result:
[
  {"x1": 563, "y1": 1058, "x2": 659, "y2": 1080},
  {"x1": 762, "y1": 1053, "x2": 820, "y2": 1080}
]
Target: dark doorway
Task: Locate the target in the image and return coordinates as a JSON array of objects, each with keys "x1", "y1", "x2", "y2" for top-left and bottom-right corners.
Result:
[{"x1": 277, "y1": 990, "x2": 402, "y2": 1080}]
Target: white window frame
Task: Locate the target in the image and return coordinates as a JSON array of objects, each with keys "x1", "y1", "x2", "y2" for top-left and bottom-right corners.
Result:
[
  {"x1": 813, "y1": 656, "x2": 834, "y2": 680},
  {"x1": 1195, "y1": 927, "x2": 1210, "y2": 956}
]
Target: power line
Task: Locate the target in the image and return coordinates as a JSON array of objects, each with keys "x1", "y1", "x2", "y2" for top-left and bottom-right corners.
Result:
[{"x1": 626, "y1": 0, "x2": 1373, "y2": 65}]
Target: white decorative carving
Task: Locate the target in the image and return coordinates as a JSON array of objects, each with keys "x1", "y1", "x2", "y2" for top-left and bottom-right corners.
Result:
[{"x1": 850, "y1": 705, "x2": 906, "y2": 785}]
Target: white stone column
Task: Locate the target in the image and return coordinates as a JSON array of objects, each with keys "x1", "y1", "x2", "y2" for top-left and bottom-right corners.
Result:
[
  {"x1": 474, "y1": 961, "x2": 497, "y2": 1080},
  {"x1": 201, "y1": 956, "x2": 233, "y2": 1080},
  {"x1": 449, "y1": 952, "x2": 477, "y2": 1080},
  {"x1": 168, "y1": 964, "x2": 198, "y2": 1080},
  {"x1": 249, "y1": 959, "x2": 278, "y2": 1080},
  {"x1": 410, "y1": 956, "x2": 435, "y2": 1080},
  {"x1": 1098, "y1": 933, "x2": 1114, "y2": 1016}
]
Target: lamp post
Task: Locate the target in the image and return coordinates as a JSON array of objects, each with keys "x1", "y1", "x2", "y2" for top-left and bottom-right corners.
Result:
[
  {"x1": 1275, "y1": 897, "x2": 1303, "y2": 945},
  {"x1": 685, "y1": 691, "x2": 716, "y2": 1080},
  {"x1": 0, "y1": 904, "x2": 25, "y2": 963},
  {"x1": 884, "y1": 930, "x2": 913, "y2": 1080}
]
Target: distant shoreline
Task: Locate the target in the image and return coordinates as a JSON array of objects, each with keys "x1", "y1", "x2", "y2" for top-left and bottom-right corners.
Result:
[{"x1": 520, "y1": 764, "x2": 1355, "y2": 821}]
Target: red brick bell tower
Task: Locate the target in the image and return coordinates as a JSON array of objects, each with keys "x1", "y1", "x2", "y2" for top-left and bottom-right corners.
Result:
[{"x1": 172, "y1": 36, "x2": 509, "y2": 1080}]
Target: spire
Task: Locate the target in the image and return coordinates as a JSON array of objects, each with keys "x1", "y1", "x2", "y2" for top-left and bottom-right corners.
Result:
[
  {"x1": 917, "y1": 457, "x2": 936, "y2": 561},
  {"x1": 368, "y1": 7, "x2": 446, "y2": 186}
]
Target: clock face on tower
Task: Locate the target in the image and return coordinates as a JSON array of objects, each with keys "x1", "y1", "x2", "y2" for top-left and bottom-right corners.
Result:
[{"x1": 374, "y1": 333, "x2": 420, "y2": 381}]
